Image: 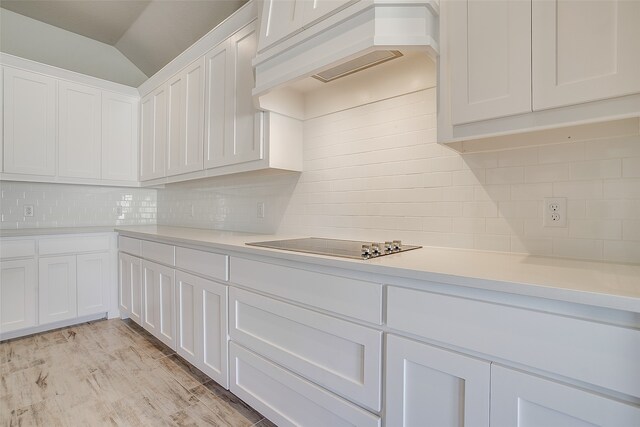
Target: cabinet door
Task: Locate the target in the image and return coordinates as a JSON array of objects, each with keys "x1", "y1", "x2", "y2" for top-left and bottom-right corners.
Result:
[
  {"x1": 448, "y1": 0, "x2": 531, "y2": 124},
  {"x1": 77, "y1": 252, "x2": 110, "y2": 316},
  {"x1": 0, "y1": 259, "x2": 37, "y2": 333},
  {"x1": 166, "y1": 58, "x2": 205, "y2": 176},
  {"x1": 58, "y1": 81, "x2": 102, "y2": 179},
  {"x1": 225, "y1": 23, "x2": 263, "y2": 166},
  {"x1": 102, "y1": 92, "x2": 138, "y2": 181},
  {"x1": 385, "y1": 334, "x2": 490, "y2": 427},
  {"x1": 204, "y1": 41, "x2": 229, "y2": 169},
  {"x1": 39, "y1": 255, "x2": 77, "y2": 325},
  {"x1": 175, "y1": 270, "x2": 228, "y2": 387},
  {"x1": 3, "y1": 67, "x2": 56, "y2": 176},
  {"x1": 257, "y1": 0, "x2": 305, "y2": 51},
  {"x1": 301, "y1": 0, "x2": 354, "y2": 26},
  {"x1": 142, "y1": 260, "x2": 175, "y2": 349},
  {"x1": 139, "y1": 86, "x2": 167, "y2": 181},
  {"x1": 119, "y1": 252, "x2": 142, "y2": 325},
  {"x1": 490, "y1": 365, "x2": 640, "y2": 427},
  {"x1": 532, "y1": 0, "x2": 640, "y2": 110}
]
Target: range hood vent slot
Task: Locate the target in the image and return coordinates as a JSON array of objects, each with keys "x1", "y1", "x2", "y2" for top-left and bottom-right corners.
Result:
[{"x1": 311, "y1": 50, "x2": 403, "y2": 83}]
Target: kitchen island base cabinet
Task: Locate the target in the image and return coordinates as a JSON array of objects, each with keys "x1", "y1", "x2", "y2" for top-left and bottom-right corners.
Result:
[
  {"x1": 142, "y1": 260, "x2": 176, "y2": 349},
  {"x1": 0, "y1": 259, "x2": 37, "y2": 333},
  {"x1": 490, "y1": 365, "x2": 640, "y2": 427},
  {"x1": 175, "y1": 270, "x2": 228, "y2": 388},
  {"x1": 229, "y1": 342, "x2": 381, "y2": 427},
  {"x1": 118, "y1": 252, "x2": 142, "y2": 325},
  {"x1": 385, "y1": 334, "x2": 490, "y2": 427}
]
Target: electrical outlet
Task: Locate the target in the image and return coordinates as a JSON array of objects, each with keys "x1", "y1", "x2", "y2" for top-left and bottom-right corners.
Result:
[
  {"x1": 23, "y1": 205, "x2": 34, "y2": 217},
  {"x1": 116, "y1": 206, "x2": 124, "y2": 218},
  {"x1": 257, "y1": 202, "x2": 265, "y2": 219},
  {"x1": 543, "y1": 197, "x2": 567, "y2": 227}
]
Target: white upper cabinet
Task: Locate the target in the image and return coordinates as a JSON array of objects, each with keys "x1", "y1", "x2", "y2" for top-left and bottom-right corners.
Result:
[
  {"x1": 140, "y1": 86, "x2": 167, "y2": 181},
  {"x1": 449, "y1": 0, "x2": 531, "y2": 124},
  {"x1": 58, "y1": 81, "x2": 102, "y2": 179},
  {"x1": 3, "y1": 67, "x2": 56, "y2": 176},
  {"x1": 101, "y1": 92, "x2": 138, "y2": 181},
  {"x1": 205, "y1": 22, "x2": 262, "y2": 168},
  {"x1": 257, "y1": 0, "x2": 356, "y2": 52},
  {"x1": 257, "y1": 0, "x2": 305, "y2": 52},
  {"x1": 532, "y1": 0, "x2": 640, "y2": 110},
  {"x1": 166, "y1": 58, "x2": 205, "y2": 177}
]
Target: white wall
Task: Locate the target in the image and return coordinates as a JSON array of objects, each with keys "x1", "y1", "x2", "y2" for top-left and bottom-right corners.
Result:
[
  {"x1": 157, "y1": 87, "x2": 640, "y2": 264},
  {"x1": 0, "y1": 182, "x2": 156, "y2": 229},
  {"x1": 0, "y1": 9, "x2": 147, "y2": 87}
]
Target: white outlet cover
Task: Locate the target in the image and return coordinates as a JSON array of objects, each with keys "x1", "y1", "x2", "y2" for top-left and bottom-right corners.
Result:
[
  {"x1": 23, "y1": 205, "x2": 34, "y2": 217},
  {"x1": 543, "y1": 197, "x2": 567, "y2": 227}
]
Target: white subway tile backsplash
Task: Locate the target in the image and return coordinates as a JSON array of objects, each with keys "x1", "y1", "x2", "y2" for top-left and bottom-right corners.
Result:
[
  {"x1": 569, "y1": 219, "x2": 622, "y2": 240},
  {"x1": 622, "y1": 157, "x2": 640, "y2": 178},
  {"x1": 569, "y1": 159, "x2": 622, "y2": 180},
  {"x1": 486, "y1": 167, "x2": 524, "y2": 184},
  {"x1": 152, "y1": 89, "x2": 640, "y2": 263}
]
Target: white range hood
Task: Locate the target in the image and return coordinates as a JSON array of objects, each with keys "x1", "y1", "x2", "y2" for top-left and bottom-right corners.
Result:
[{"x1": 252, "y1": 0, "x2": 439, "y2": 103}]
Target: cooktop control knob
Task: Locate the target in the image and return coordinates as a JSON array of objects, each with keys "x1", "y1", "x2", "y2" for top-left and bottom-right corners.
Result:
[
  {"x1": 393, "y1": 240, "x2": 402, "y2": 251},
  {"x1": 361, "y1": 244, "x2": 371, "y2": 259},
  {"x1": 370, "y1": 243, "x2": 381, "y2": 256},
  {"x1": 384, "y1": 241, "x2": 393, "y2": 252}
]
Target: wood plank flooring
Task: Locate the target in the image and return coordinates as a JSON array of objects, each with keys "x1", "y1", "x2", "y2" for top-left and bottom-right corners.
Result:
[{"x1": 0, "y1": 319, "x2": 276, "y2": 427}]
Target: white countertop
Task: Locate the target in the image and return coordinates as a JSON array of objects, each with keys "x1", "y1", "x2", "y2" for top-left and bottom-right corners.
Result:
[
  {"x1": 114, "y1": 225, "x2": 640, "y2": 313},
  {"x1": 0, "y1": 226, "x2": 117, "y2": 237}
]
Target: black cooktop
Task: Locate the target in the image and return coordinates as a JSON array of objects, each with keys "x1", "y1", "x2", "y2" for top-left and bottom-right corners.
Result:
[{"x1": 246, "y1": 237, "x2": 421, "y2": 260}]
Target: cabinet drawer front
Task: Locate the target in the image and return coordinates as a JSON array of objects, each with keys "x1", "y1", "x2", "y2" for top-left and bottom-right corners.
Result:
[
  {"x1": 0, "y1": 239, "x2": 36, "y2": 259},
  {"x1": 387, "y1": 286, "x2": 640, "y2": 398},
  {"x1": 118, "y1": 236, "x2": 141, "y2": 257},
  {"x1": 229, "y1": 342, "x2": 381, "y2": 427},
  {"x1": 230, "y1": 288, "x2": 382, "y2": 411},
  {"x1": 491, "y1": 365, "x2": 640, "y2": 427},
  {"x1": 230, "y1": 257, "x2": 383, "y2": 324},
  {"x1": 142, "y1": 240, "x2": 175, "y2": 266},
  {"x1": 39, "y1": 235, "x2": 111, "y2": 255},
  {"x1": 176, "y1": 247, "x2": 228, "y2": 281}
]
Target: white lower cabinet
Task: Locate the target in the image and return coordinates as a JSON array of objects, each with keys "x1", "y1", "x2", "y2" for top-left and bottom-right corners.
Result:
[
  {"x1": 490, "y1": 365, "x2": 640, "y2": 427},
  {"x1": 385, "y1": 334, "x2": 490, "y2": 427},
  {"x1": 229, "y1": 287, "x2": 382, "y2": 411},
  {"x1": 142, "y1": 260, "x2": 176, "y2": 349},
  {"x1": 77, "y1": 252, "x2": 110, "y2": 316},
  {"x1": 119, "y1": 252, "x2": 142, "y2": 325},
  {"x1": 229, "y1": 342, "x2": 380, "y2": 427},
  {"x1": 38, "y1": 255, "x2": 78, "y2": 325},
  {"x1": 175, "y1": 270, "x2": 228, "y2": 387},
  {"x1": 0, "y1": 259, "x2": 37, "y2": 333}
]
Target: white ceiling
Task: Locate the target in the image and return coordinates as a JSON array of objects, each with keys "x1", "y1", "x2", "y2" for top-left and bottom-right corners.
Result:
[{"x1": 0, "y1": 0, "x2": 248, "y2": 78}]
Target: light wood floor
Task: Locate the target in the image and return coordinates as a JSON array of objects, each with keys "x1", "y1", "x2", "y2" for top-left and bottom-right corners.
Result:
[{"x1": 1, "y1": 318, "x2": 276, "y2": 427}]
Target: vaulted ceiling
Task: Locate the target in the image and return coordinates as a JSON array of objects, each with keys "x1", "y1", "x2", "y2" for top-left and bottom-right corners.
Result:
[{"x1": 1, "y1": 0, "x2": 248, "y2": 80}]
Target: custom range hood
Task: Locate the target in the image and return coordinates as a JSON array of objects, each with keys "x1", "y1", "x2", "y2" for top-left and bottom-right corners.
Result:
[{"x1": 252, "y1": 0, "x2": 439, "y2": 101}]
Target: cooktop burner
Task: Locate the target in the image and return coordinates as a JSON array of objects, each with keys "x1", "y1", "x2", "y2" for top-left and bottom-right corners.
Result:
[{"x1": 246, "y1": 237, "x2": 421, "y2": 260}]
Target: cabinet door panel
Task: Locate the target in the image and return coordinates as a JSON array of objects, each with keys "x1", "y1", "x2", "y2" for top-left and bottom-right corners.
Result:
[
  {"x1": 533, "y1": 0, "x2": 640, "y2": 110},
  {"x1": 77, "y1": 252, "x2": 110, "y2": 316},
  {"x1": 139, "y1": 87, "x2": 167, "y2": 180},
  {"x1": 39, "y1": 256, "x2": 77, "y2": 325},
  {"x1": 386, "y1": 334, "x2": 490, "y2": 427},
  {"x1": 102, "y1": 92, "x2": 138, "y2": 181},
  {"x1": 143, "y1": 260, "x2": 175, "y2": 349},
  {"x1": 166, "y1": 59, "x2": 205, "y2": 176},
  {"x1": 130, "y1": 255, "x2": 143, "y2": 325},
  {"x1": 119, "y1": 253, "x2": 132, "y2": 317},
  {"x1": 3, "y1": 67, "x2": 56, "y2": 176},
  {"x1": 490, "y1": 365, "x2": 640, "y2": 427},
  {"x1": 176, "y1": 273, "x2": 199, "y2": 363},
  {"x1": 449, "y1": 0, "x2": 531, "y2": 124},
  {"x1": 227, "y1": 23, "x2": 263, "y2": 166},
  {"x1": 58, "y1": 81, "x2": 102, "y2": 179},
  {"x1": 204, "y1": 42, "x2": 229, "y2": 169},
  {"x1": 257, "y1": 0, "x2": 305, "y2": 51},
  {"x1": 0, "y1": 259, "x2": 37, "y2": 333}
]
